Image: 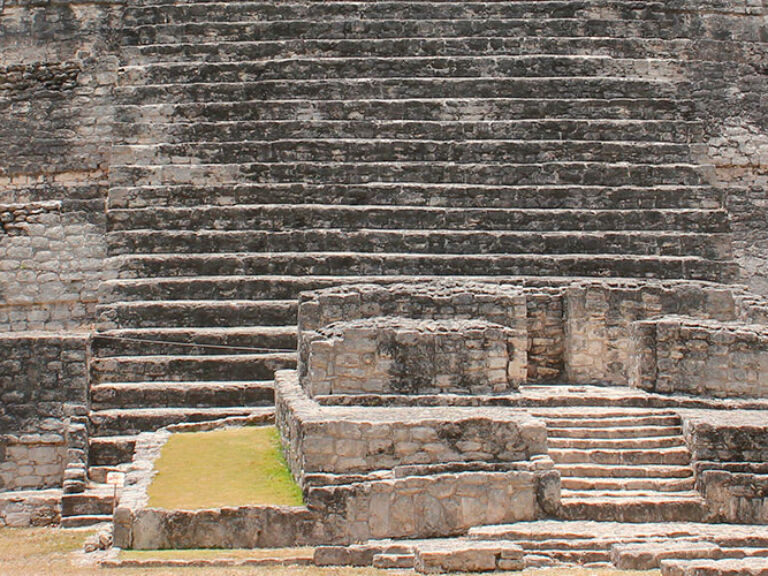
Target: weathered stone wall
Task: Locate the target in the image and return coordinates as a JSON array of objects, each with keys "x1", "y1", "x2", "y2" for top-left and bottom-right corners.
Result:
[
  {"x1": 631, "y1": 317, "x2": 768, "y2": 398},
  {"x1": 564, "y1": 281, "x2": 738, "y2": 385},
  {"x1": 0, "y1": 0, "x2": 120, "y2": 330},
  {"x1": 309, "y1": 470, "x2": 540, "y2": 543},
  {"x1": 0, "y1": 332, "x2": 89, "y2": 491},
  {"x1": 524, "y1": 287, "x2": 566, "y2": 382},
  {"x1": 700, "y1": 467, "x2": 768, "y2": 523},
  {"x1": 276, "y1": 371, "x2": 547, "y2": 479},
  {"x1": 301, "y1": 317, "x2": 516, "y2": 397},
  {"x1": 681, "y1": 410, "x2": 768, "y2": 462}
]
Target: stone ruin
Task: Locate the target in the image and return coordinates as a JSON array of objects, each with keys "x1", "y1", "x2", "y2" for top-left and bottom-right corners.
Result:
[{"x1": 1, "y1": 0, "x2": 768, "y2": 572}]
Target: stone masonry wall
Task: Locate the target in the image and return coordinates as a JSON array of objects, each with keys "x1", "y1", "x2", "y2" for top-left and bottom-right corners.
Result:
[
  {"x1": 275, "y1": 371, "x2": 547, "y2": 479},
  {"x1": 301, "y1": 317, "x2": 516, "y2": 397},
  {"x1": 0, "y1": 332, "x2": 89, "y2": 491},
  {"x1": 0, "y1": 0, "x2": 120, "y2": 330},
  {"x1": 564, "y1": 281, "x2": 738, "y2": 385},
  {"x1": 631, "y1": 317, "x2": 768, "y2": 398}
]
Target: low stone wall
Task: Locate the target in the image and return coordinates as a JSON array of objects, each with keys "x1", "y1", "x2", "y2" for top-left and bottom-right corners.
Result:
[
  {"x1": 631, "y1": 317, "x2": 768, "y2": 398},
  {"x1": 301, "y1": 317, "x2": 516, "y2": 397},
  {"x1": 0, "y1": 332, "x2": 89, "y2": 491},
  {"x1": 276, "y1": 371, "x2": 547, "y2": 479},
  {"x1": 681, "y1": 410, "x2": 768, "y2": 463},
  {"x1": 564, "y1": 280, "x2": 738, "y2": 385},
  {"x1": 699, "y1": 467, "x2": 768, "y2": 524},
  {"x1": 0, "y1": 488, "x2": 61, "y2": 527},
  {"x1": 309, "y1": 469, "x2": 542, "y2": 543},
  {"x1": 298, "y1": 281, "x2": 529, "y2": 384}
]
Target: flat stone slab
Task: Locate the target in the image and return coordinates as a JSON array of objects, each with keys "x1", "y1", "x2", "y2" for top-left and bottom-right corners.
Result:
[
  {"x1": 662, "y1": 558, "x2": 768, "y2": 576},
  {"x1": 414, "y1": 540, "x2": 524, "y2": 574},
  {"x1": 612, "y1": 540, "x2": 723, "y2": 570}
]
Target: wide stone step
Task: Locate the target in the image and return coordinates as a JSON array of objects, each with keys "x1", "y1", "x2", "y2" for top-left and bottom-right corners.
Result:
[
  {"x1": 114, "y1": 118, "x2": 702, "y2": 145},
  {"x1": 112, "y1": 139, "x2": 695, "y2": 167},
  {"x1": 543, "y1": 413, "x2": 681, "y2": 428},
  {"x1": 89, "y1": 353, "x2": 296, "y2": 384},
  {"x1": 556, "y1": 464, "x2": 694, "y2": 478},
  {"x1": 661, "y1": 558, "x2": 768, "y2": 576},
  {"x1": 98, "y1": 300, "x2": 297, "y2": 328},
  {"x1": 90, "y1": 380, "x2": 275, "y2": 410},
  {"x1": 561, "y1": 476, "x2": 696, "y2": 492},
  {"x1": 548, "y1": 436, "x2": 686, "y2": 449},
  {"x1": 117, "y1": 56, "x2": 679, "y2": 85},
  {"x1": 115, "y1": 77, "x2": 685, "y2": 106},
  {"x1": 121, "y1": 18, "x2": 711, "y2": 47},
  {"x1": 92, "y1": 326, "x2": 297, "y2": 356},
  {"x1": 559, "y1": 495, "x2": 706, "y2": 522},
  {"x1": 549, "y1": 447, "x2": 691, "y2": 465},
  {"x1": 114, "y1": 98, "x2": 698, "y2": 126},
  {"x1": 89, "y1": 406, "x2": 274, "y2": 436},
  {"x1": 122, "y1": 2, "x2": 677, "y2": 26},
  {"x1": 109, "y1": 161, "x2": 711, "y2": 188},
  {"x1": 122, "y1": 36, "x2": 708, "y2": 63},
  {"x1": 107, "y1": 229, "x2": 730, "y2": 261},
  {"x1": 89, "y1": 435, "x2": 138, "y2": 467},
  {"x1": 61, "y1": 487, "x2": 115, "y2": 518},
  {"x1": 108, "y1": 183, "x2": 723, "y2": 212},
  {"x1": 97, "y1": 274, "x2": 526, "y2": 303},
  {"x1": 112, "y1": 252, "x2": 733, "y2": 283},
  {"x1": 547, "y1": 425, "x2": 684, "y2": 439},
  {"x1": 107, "y1": 206, "x2": 728, "y2": 234}
]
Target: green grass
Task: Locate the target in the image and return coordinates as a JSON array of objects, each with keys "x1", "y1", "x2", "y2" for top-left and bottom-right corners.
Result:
[{"x1": 147, "y1": 425, "x2": 304, "y2": 510}]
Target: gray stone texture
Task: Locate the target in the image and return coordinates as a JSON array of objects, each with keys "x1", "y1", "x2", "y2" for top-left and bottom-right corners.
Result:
[
  {"x1": 301, "y1": 317, "x2": 517, "y2": 397},
  {"x1": 632, "y1": 317, "x2": 768, "y2": 398},
  {"x1": 0, "y1": 332, "x2": 88, "y2": 491}
]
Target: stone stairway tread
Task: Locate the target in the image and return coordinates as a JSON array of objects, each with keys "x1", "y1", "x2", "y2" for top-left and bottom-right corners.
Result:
[
  {"x1": 562, "y1": 489, "x2": 702, "y2": 499},
  {"x1": 549, "y1": 446, "x2": 690, "y2": 465},
  {"x1": 547, "y1": 425, "x2": 684, "y2": 438},
  {"x1": 111, "y1": 253, "x2": 732, "y2": 284},
  {"x1": 89, "y1": 406, "x2": 274, "y2": 435},
  {"x1": 548, "y1": 436, "x2": 686, "y2": 449},
  {"x1": 555, "y1": 463, "x2": 694, "y2": 478},
  {"x1": 561, "y1": 477, "x2": 695, "y2": 492}
]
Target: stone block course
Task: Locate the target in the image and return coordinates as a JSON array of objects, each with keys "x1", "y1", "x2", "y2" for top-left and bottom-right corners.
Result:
[{"x1": 300, "y1": 317, "x2": 517, "y2": 397}]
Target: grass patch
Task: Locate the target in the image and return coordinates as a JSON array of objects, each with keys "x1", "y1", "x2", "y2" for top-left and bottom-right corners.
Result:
[{"x1": 147, "y1": 425, "x2": 304, "y2": 510}]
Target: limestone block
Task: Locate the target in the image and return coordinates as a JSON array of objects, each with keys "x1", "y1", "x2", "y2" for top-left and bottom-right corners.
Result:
[{"x1": 414, "y1": 541, "x2": 524, "y2": 574}]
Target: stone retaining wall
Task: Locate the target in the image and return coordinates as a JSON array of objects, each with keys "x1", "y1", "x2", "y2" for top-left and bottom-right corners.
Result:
[
  {"x1": 276, "y1": 371, "x2": 547, "y2": 479},
  {"x1": 631, "y1": 317, "x2": 768, "y2": 398},
  {"x1": 301, "y1": 317, "x2": 516, "y2": 397},
  {"x1": 0, "y1": 332, "x2": 89, "y2": 491},
  {"x1": 681, "y1": 410, "x2": 768, "y2": 463},
  {"x1": 565, "y1": 281, "x2": 738, "y2": 385}
]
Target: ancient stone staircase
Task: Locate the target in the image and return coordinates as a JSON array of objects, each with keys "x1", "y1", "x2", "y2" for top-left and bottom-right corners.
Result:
[
  {"x1": 536, "y1": 408, "x2": 706, "y2": 523},
  {"x1": 85, "y1": 0, "x2": 739, "y2": 480}
]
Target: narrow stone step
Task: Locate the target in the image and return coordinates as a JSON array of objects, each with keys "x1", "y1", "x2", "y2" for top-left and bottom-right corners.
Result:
[
  {"x1": 112, "y1": 252, "x2": 732, "y2": 284},
  {"x1": 115, "y1": 118, "x2": 702, "y2": 145},
  {"x1": 92, "y1": 326, "x2": 297, "y2": 357},
  {"x1": 544, "y1": 414, "x2": 681, "y2": 428},
  {"x1": 112, "y1": 139, "x2": 694, "y2": 166},
  {"x1": 556, "y1": 464, "x2": 694, "y2": 478},
  {"x1": 90, "y1": 380, "x2": 275, "y2": 410},
  {"x1": 561, "y1": 476, "x2": 696, "y2": 492},
  {"x1": 121, "y1": 18, "x2": 708, "y2": 48},
  {"x1": 548, "y1": 425, "x2": 684, "y2": 439},
  {"x1": 115, "y1": 77, "x2": 685, "y2": 107},
  {"x1": 107, "y1": 229, "x2": 729, "y2": 261},
  {"x1": 548, "y1": 436, "x2": 686, "y2": 449},
  {"x1": 372, "y1": 553, "x2": 415, "y2": 569},
  {"x1": 661, "y1": 557, "x2": 768, "y2": 576},
  {"x1": 110, "y1": 161, "x2": 711, "y2": 189},
  {"x1": 549, "y1": 447, "x2": 691, "y2": 466},
  {"x1": 121, "y1": 36, "x2": 709, "y2": 64},
  {"x1": 98, "y1": 300, "x2": 297, "y2": 329},
  {"x1": 121, "y1": 2, "x2": 687, "y2": 27},
  {"x1": 107, "y1": 205, "x2": 728, "y2": 234},
  {"x1": 61, "y1": 515, "x2": 113, "y2": 528},
  {"x1": 62, "y1": 488, "x2": 115, "y2": 518},
  {"x1": 89, "y1": 435, "x2": 138, "y2": 467},
  {"x1": 114, "y1": 98, "x2": 699, "y2": 127},
  {"x1": 560, "y1": 495, "x2": 706, "y2": 523},
  {"x1": 107, "y1": 183, "x2": 722, "y2": 211},
  {"x1": 90, "y1": 406, "x2": 273, "y2": 436},
  {"x1": 562, "y1": 489, "x2": 702, "y2": 499},
  {"x1": 89, "y1": 353, "x2": 295, "y2": 384}
]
